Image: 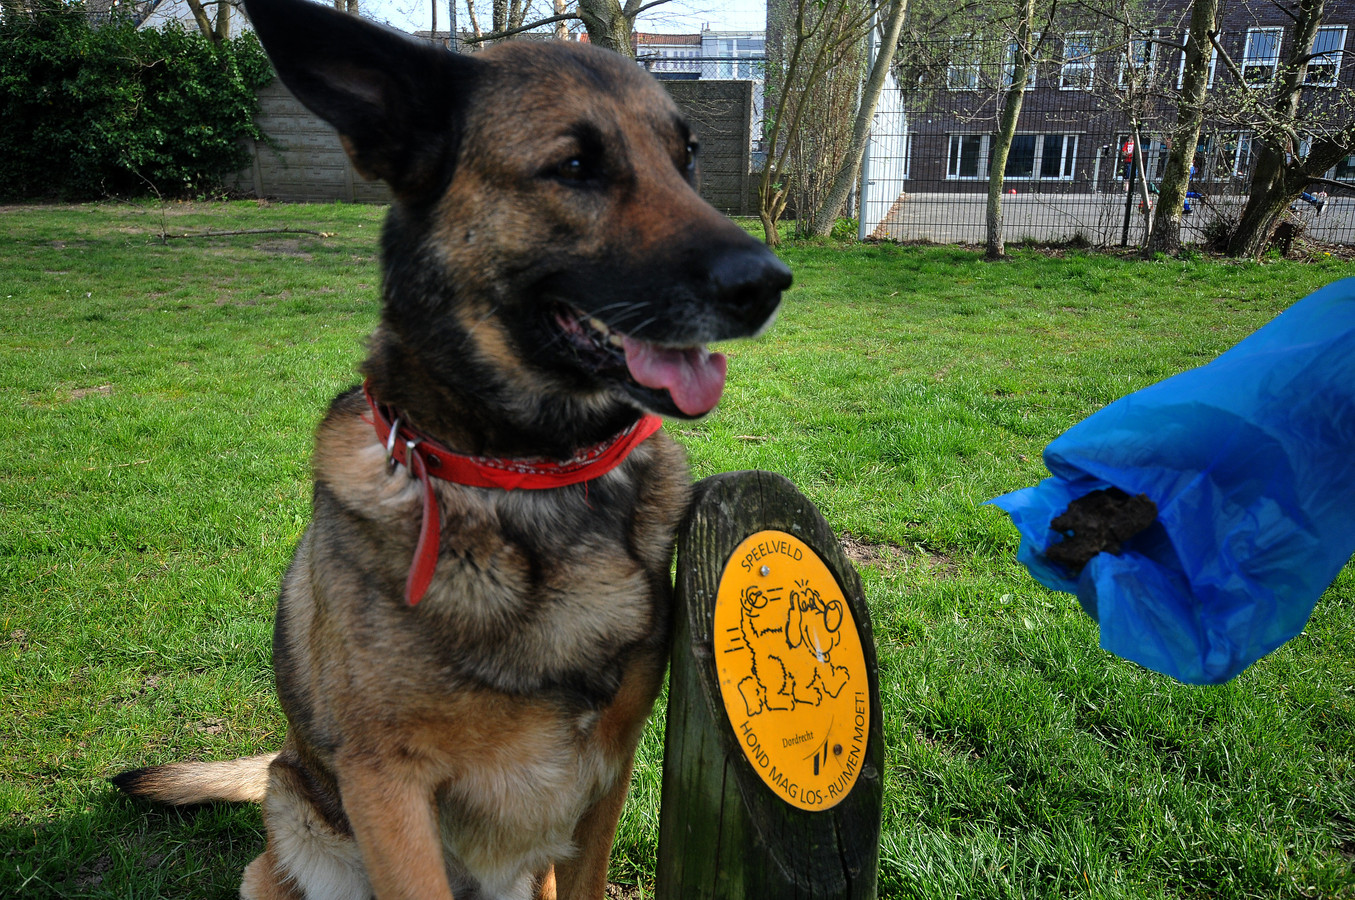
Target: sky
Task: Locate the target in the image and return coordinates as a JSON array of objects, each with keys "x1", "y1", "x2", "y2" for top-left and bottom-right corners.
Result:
[{"x1": 365, "y1": 0, "x2": 767, "y2": 36}]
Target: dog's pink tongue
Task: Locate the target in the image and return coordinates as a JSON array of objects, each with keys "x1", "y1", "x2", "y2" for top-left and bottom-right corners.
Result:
[{"x1": 622, "y1": 336, "x2": 728, "y2": 417}]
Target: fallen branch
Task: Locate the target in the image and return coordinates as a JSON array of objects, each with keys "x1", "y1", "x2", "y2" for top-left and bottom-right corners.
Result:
[{"x1": 161, "y1": 228, "x2": 332, "y2": 240}]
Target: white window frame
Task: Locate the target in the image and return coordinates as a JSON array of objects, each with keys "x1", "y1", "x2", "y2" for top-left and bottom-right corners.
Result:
[
  {"x1": 1060, "y1": 31, "x2": 1097, "y2": 90},
  {"x1": 948, "y1": 38, "x2": 982, "y2": 91},
  {"x1": 1304, "y1": 25, "x2": 1346, "y2": 86},
  {"x1": 1118, "y1": 30, "x2": 1159, "y2": 87},
  {"x1": 1002, "y1": 134, "x2": 1040, "y2": 179},
  {"x1": 1111, "y1": 133, "x2": 1173, "y2": 182},
  {"x1": 1242, "y1": 26, "x2": 1283, "y2": 85},
  {"x1": 1177, "y1": 33, "x2": 1221, "y2": 89},
  {"x1": 1038, "y1": 134, "x2": 1079, "y2": 179},
  {"x1": 1003, "y1": 34, "x2": 1040, "y2": 88},
  {"x1": 947, "y1": 133, "x2": 1080, "y2": 181},
  {"x1": 947, "y1": 134, "x2": 989, "y2": 179},
  {"x1": 1233, "y1": 132, "x2": 1254, "y2": 176}
]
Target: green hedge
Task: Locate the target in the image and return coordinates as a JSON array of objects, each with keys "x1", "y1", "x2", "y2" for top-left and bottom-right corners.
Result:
[{"x1": 0, "y1": 0, "x2": 273, "y2": 200}]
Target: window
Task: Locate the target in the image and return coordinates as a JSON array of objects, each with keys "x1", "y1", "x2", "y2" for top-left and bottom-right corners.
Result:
[
  {"x1": 1111, "y1": 134, "x2": 1172, "y2": 182},
  {"x1": 1118, "y1": 32, "x2": 1158, "y2": 87},
  {"x1": 1060, "y1": 32, "x2": 1096, "y2": 89},
  {"x1": 1200, "y1": 132, "x2": 1253, "y2": 178},
  {"x1": 1003, "y1": 36, "x2": 1039, "y2": 88},
  {"x1": 948, "y1": 133, "x2": 1079, "y2": 180},
  {"x1": 1305, "y1": 25, "x2": 1345, "y2": 85},
  {"x1": 948, "y1": 38, "x2": 981, "y2": 90},
  {"x1": 1242, "y1": 27, "x2": 1283, "y2": 85},
  {"x1": 948, "y1": 135, "x2": 986, "y2": 178},
  {"x1": 1177, "y1": 33, "x2": 1221, "y2": 88},
  {"x1": 1234, "y1": 133, "x2": 1253, "y2": 175},
  {"x1": 1004, "y1": 135, "x2": 1038, "y2": 178},
  {"x1": 1334, "y1": 154, "x2": 1355, "y2": 180},
  {"x1": 1040, "y1": 134, "x2": 1078, "y2": 178}
]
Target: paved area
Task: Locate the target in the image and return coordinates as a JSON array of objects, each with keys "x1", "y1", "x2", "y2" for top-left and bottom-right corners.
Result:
[{"x1": 869, "y1": 191, "x2": 1355, "y2": 246}]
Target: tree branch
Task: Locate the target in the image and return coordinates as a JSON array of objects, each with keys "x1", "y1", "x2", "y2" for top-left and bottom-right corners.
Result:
[
  {"x1": 623, "y1": 0, "x2": 674, "y2": 18},
  {"x1": 1302, "y1": 175, "x2": 1355, "y2": 193},
  {"x1": 161, "y1": 228, "x2": 331, "y2": 240},
  {"x1": 462, "y1": 11, "x2": 580, "y2": 42}
]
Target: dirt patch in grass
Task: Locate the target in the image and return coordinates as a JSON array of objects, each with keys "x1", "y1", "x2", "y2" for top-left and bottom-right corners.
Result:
[
  {"x1": 70, "y1": 384, "x2": 112, "y2": 400},
  {"x1": 606, "y1": 884, "x2": 647, "y2": 900},
  {"x1": 74, "y1": 853, "x2": 112, "y2": 889},
  {"x1": 840, "y1": 531, "x2": 957, "y2": 577},
  {"x1": 255, "y1": 238, "x2": 313, "y2": 258}
]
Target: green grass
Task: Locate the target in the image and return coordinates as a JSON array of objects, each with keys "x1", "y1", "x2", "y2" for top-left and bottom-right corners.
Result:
[{"x1": 2, "y1": 201, "x2": 1352, "y2": 899}]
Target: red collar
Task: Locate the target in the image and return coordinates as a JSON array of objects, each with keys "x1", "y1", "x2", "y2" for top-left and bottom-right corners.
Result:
[{"x1": 362, "y1": 381, "x2": 664, "y2": 605}]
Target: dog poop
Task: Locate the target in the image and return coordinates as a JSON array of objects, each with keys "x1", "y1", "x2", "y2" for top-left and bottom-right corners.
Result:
[{"x1": 1045, "y1": 487, "x2": 1158, "y2": 573}]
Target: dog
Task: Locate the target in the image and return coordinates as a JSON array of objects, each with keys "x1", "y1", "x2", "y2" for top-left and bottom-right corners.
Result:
[
  {"x1": 111, "y1": 1, "x2": 790, "y2": 898},
  {"x1": 735, "y1": 581, "x2": 848, "y2": 717}
]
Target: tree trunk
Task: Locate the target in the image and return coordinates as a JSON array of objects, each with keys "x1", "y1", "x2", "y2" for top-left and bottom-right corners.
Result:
[
  {"x1": 554, "y1": 0, "x2": 569, "y2": 39},
  {"x1": 578, "y1": 0, "x2": 633, "y2": 57},
  {"x1": 214, "y1": 0, "x2": 231, "y2": 41},
  {"x1": 1226, "y1": 0, "x2": 1326, "y2": 257},
  {"x1": 1226, "y1": 145, "x2": 1296, "y2": 258},
  {"x1": 1131, "y1": 122, "x2": 1155, "y2": 243},
  {"x1": 985, "y1": 0, "x2": 1035, "y2": 260},
  {"x1": 805, "y1": 0, "x2": 910, "y2": 237},
  {"x1": 1144, "y1": 0, "x2": 1218, "y2": 256},
  {"x1": 1227, "y1": 137, "x2": 1348, "y2": 258},
  {"x1": 183, "y1": 0, "x2": 218, "y2": 42}
]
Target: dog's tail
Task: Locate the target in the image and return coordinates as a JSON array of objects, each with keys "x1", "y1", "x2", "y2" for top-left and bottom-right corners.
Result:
[{"x1": 111, "y1": 753, "x2": 277, "y2": 806}]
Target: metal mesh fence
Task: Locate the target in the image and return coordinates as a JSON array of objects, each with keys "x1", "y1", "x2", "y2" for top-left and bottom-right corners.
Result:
[
  {"x1": 631, "y1": 46, "x2": 1355, "y2": 248},
  {"x1": 861, "y1": 60, "x2": 1355, "y2": 247}
]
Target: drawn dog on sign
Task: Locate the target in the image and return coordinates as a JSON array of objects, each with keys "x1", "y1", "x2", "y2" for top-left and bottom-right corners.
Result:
[
  {"x1": 737, "y1": 579, "x2": 849, "y2": 717},
  {"x1": 111, "y1": 0, "x2": 790, "y2": 898}
]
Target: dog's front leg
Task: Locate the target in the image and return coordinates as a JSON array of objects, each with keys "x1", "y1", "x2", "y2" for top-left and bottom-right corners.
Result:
[
  {"x1": 551, "y1": 759, "x2": 634, "y2": 900},
  {"x1": 337, "y1": 756, "x2": 455, "y2": 900}
]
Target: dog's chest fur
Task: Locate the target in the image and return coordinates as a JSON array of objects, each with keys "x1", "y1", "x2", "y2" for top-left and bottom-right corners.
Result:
[{"x1": 268, "y1": 391, "x2": 688, "y2": 892}]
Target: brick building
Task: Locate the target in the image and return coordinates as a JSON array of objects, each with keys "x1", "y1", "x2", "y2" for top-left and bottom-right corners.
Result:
[{"x1": 897, "y1": 0, "x2": 1355, "y2": 197}]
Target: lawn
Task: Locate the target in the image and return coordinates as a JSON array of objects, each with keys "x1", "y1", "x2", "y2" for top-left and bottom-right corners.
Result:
[{"x1": 1, "y1": 201, "x2": 1352, "y2": 899}]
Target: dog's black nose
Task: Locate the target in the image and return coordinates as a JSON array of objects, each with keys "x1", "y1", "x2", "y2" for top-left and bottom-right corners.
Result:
[{"x1": 709, "y1": 245, "x2": 792, "y2": 331}]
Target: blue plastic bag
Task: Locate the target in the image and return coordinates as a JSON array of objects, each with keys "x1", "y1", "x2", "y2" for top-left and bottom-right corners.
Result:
[{"x1": 991, "y1": 278, "x2": 1355, "y2": 684}]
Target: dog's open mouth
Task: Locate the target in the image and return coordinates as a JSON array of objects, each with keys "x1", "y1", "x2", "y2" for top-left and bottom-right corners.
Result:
[{"x1": 555, "y1": 308, "x2": 728, "y2": 418}]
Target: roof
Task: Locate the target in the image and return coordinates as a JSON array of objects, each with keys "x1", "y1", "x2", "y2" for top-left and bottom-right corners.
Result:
[{"x1": 636, "y1": 32, "x2": 702, "y2": 45}]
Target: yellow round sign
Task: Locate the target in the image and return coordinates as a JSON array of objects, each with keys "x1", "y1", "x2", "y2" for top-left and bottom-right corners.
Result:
[{"x1": 714, "y1": 530, "x2": 870, "y2": 811}]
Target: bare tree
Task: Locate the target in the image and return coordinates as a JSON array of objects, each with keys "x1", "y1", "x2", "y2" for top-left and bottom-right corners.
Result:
[
  {"x1": 459, "y1": 0, "x2": 673, "y2": 56},
  {"x1": 183, "y1": 0, "x2": 241, "y2": 43},
  {"x1": 805, "y1": 0, "x2": 911, "y2": 237},
  {"x1": 760, "y1": 0, "x2": 877, "y2": 246},
  {"x1": 891, "y1": 0, "x2": 1073, "y2": 255},
  {"x1": 1144, "y1": 0, "x2": 1219, "y2": 255},
  {"x1": 1217, "y1": 0, "x2": 1354, "y2": 257},
  {"x1": 984, "y1": 0, "x2": 1049, "y2": 258}
]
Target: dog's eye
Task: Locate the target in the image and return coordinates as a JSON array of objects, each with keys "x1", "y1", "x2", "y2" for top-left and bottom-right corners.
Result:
[
  {"x1": 550, "y1": 153, "x2": 605, "y2": 185},
  {"x1": 555, "y1": 157, "x2": 586, "y2": 181},
  {"x1": 682, "y1": 142, "x2": 698, "y2": 173}
]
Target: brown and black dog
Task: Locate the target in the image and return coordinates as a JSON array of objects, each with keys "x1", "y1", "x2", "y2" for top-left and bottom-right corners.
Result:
[{"x1": 112, "y1": 0, "x2": 790, "y2": 897}]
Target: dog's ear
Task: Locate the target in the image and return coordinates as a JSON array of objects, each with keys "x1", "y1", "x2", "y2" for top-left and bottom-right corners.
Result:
[{"x1": 243, "y1": 0, "x2": 479, "y2": 198}]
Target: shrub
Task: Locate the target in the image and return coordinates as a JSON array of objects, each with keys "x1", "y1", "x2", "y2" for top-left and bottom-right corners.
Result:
[
  {"x1": 830, "y1": 217, "x2": 859, "y2": 242},
  {"x1": 0, "y1": 0, "x2": 273, "y2": 200}
]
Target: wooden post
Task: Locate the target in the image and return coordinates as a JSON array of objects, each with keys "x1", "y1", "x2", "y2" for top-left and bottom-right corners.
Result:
[{"x1": 657, "y1": 471, "x2": 884, "y2": 899}]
